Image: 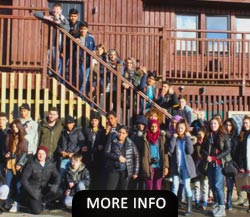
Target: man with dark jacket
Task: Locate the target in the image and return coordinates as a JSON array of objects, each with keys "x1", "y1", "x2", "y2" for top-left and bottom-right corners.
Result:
[
  {"x1": 54, "y1": 115, "x2": 85, "y2": 175},
  {"x1": 82, "y1": 111, "x2": 105, "y2": 189},
  {"x1": 156, "y1": 81, "x2": 179, "y2": 115},
  {"x1": 21, "y1": 146, "x2": 62, "y2": 215}
]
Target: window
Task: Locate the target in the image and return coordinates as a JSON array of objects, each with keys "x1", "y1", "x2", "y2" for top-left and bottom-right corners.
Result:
[
  {"x1": 176, "y1": 14, "x2": 198, "y2": 51},
  {"x1": 206, "y1": 16, "x2": 229, "y2": 52},
  {"x1": 236, "y1": 17, "x2": 250, "y2": 53}
]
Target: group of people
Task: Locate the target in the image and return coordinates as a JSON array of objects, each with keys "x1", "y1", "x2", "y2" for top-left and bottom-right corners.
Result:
[
  {"x1": 34, "y1": 3, "x2": 173, "y2": 115},
  {"x1": 19, "y1": 3, "x2": 250, "y2": 217},
  {"x1": 0, "y1": 96, "x2": 247, "y2": 217}
]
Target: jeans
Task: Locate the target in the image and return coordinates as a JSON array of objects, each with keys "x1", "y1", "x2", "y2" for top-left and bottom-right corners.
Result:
[
  {"x1": 207, "y1": 163, "x2": 225, "y2": 205},
  {"x1": 193, "y1": 176, "x2": 209, "y2": 205},
  {"x1": 226, "y1": 176, "x2": 234, "y2": 209},
  {"x1": 6, "y1": 170, "x2": 22, "y2": 202},
  {"x1": 51, "y1": 47, "x2": 63, "y2": 77},
  {"x1": 79, "y1": 64, "x2": 90, "y2": 94},
  {"x1": 64, "y1": 181, "x2": 86, "y2": 208},
  {"x1": 172, "y1": 165, "x2": 192, "y2": 198}
]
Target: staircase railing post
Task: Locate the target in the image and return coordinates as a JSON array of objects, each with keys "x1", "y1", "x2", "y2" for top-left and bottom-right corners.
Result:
[{"x1": 116, "y1": 64, "x2": 122, "y2": 123}]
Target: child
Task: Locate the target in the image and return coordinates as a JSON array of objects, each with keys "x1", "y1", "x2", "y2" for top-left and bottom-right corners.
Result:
[
  {"x1": 192, "y1": 128, "x2": 209, "y2": 211},
  {"x1": 62, "y1": 153, "x2": 90, "y2": 209}
]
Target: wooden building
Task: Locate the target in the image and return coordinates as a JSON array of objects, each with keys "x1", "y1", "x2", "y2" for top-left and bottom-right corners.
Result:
[{"x1": 1, "y1": 0, "x2": 250, "y2": 123}]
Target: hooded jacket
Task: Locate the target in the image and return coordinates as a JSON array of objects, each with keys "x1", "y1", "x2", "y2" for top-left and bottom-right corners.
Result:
[
  {"x1": 38, "y1": 118, "x2": 63, "y2": 158},
  {"x1": 62, "y1": 163, "x2": 90, "y2": 195},
  {"x1": 55, "y1": 125, "x2": 85, "y2": 159},
  {"x1": 20, "y1": 117, "x2": 38, "y2": 155}
]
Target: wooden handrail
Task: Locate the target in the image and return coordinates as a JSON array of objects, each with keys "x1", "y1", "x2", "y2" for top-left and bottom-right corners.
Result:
[{"x1": 52, "y1": 25, "x2": 173, "y2": 120}]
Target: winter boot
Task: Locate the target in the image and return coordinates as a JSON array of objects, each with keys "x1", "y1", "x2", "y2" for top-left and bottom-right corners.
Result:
[{"x1": 185, "y1": 197, "x2": 192, "y2": 216}]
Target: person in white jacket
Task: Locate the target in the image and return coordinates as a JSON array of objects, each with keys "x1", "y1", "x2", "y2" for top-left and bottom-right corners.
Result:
[{"x1": 19, "y1": 103, "x2": 38, "y2": 161}]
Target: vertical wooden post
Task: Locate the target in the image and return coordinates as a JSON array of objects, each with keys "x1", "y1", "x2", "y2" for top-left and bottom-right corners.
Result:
[
  {"x1": 161, "y1": 25, "x2": 168, "y2": 81},
  {"x1": 241, "y1": 33, "x2": 246, "y2": 96},
  {"x1": 42, "y1": 22, "x2": 49, "y2": 88},
  {"x1": 116, "y1": 64, "x2": 122, "y2": 123}
]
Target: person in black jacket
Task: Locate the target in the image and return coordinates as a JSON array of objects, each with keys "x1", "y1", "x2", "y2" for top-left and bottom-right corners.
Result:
[
  {"x1": 82, "y1": 111, "x2": 105, "y2": 190},
  {"x1": 54, "y1": 115, "x2": 85, "y2": 176},
  {"x1": 156, "y1": 81, "x2": 179, "y2": 114},
  {"x1": 128, "y1": 115, "x2": 147, "y2": 190},
  {"x1": 105, "y1": 125, "x2": 139, "y2": 190},
  {"x1": 223, "y1": 118, "x2": 239, "y2": 211},
  {"x1": 238, "y1": 115, "x2": 250, "y2": 212},
  {"x1": 21, "y1": 146, "x2": 62, "y2": 215},
  {"x1": 201, "y1": 116, "x2": 231, "y2": 217},
  {"x1": 0, "y1": 112, "x2": 9, "y2": 176}
]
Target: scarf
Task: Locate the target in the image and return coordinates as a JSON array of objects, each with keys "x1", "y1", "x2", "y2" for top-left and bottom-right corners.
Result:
[{"x1": 147, "y1": 119, "x2": 160, "y2": 144}]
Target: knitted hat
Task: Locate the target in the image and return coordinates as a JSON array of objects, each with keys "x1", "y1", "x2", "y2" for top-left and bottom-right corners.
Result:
[
  {"x1": 90, "y1": 111, "x2": 100, "y2": 120},
  {"x1": 172, "y1": 115, "x2": 183, "y2": 122},
  {"x1": 37, "y1": 146, "x2": 48, "y2": 155},
  {"x1": 20, "y1": 103, "x2": 30, "y2": 111},
  {"x1": 135, "y1": 115, "x2": 147, "y2": 126},
  {"x1": 65, "y1": 115, "x2": 75, "y2": 124}
]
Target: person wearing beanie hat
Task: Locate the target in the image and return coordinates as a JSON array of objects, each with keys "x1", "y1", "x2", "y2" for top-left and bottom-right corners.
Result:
[
  {"x1": 20, "y1": 103, "x2": 30, "y2": 111},
  {"x1": 90, "y1": 111, "x2": 100, "y2": 120},
  {"x1": 135, "y1": 115, "x2": 147, "y2": 127},
  {"x1": 19, "y1": 103, "x2": 39, "y2": 160},
  {"x1": 22, "y1": 144, "x2": 62, "y2": 215},
  {"x1": 168, "y1": 115, "x2": 183, "y2": 136},
  {"x1": 141, "y1": 119, "x2": 169, "y2": 191},
  {"x1": 128, "y1": 114, "x2": 148, "y2": 190},
  {"x1": 54, "y1": 115, "x2": 85, "y2": 176},
  {"x1": 65, "y1": 115, "x2": 75, "y2": 125},
  {"x1": 37, "y1": 145, "x2": 49, "y2": 156}
]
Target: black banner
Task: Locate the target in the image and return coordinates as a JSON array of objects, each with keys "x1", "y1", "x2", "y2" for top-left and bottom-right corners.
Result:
[{"x1": 72, "y1": 190, "x2": 177, "y2": 217}]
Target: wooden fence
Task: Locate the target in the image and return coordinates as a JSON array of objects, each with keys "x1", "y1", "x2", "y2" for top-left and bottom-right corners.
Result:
[{"x1": 0, "y1": 72, "x2": 102, "y2": 128}]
